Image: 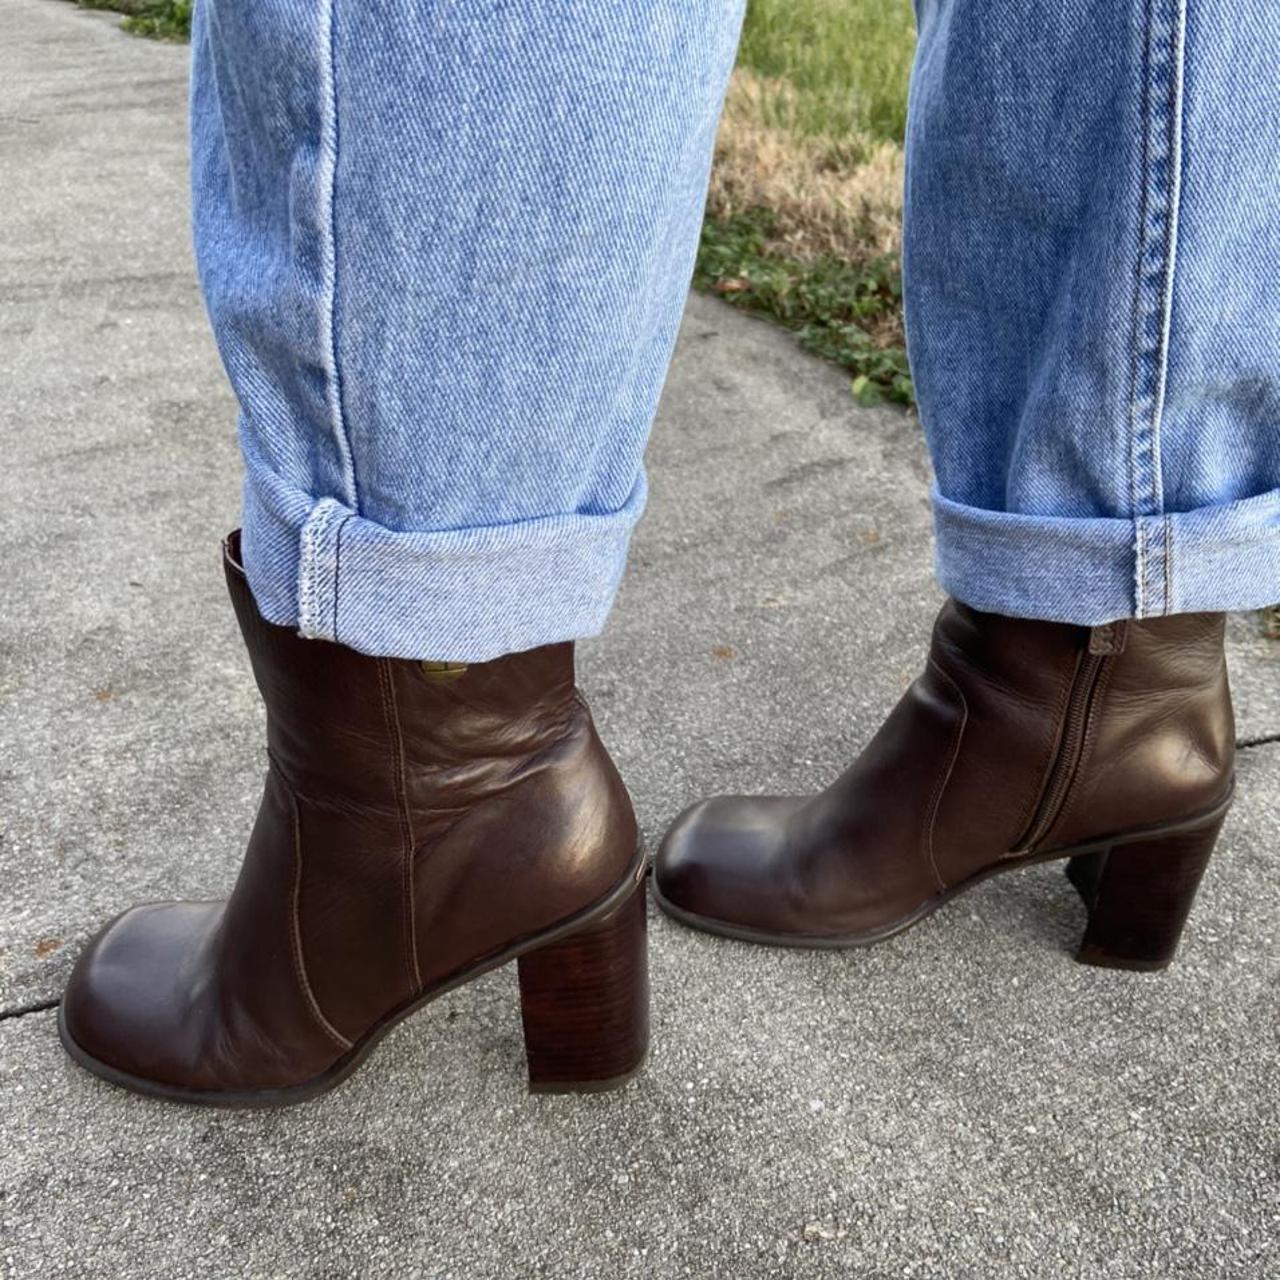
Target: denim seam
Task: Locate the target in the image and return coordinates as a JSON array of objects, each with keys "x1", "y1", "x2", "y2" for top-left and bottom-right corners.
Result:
[
  {"x1": 1129, "y1": 0, "x2": 1187, "y2": 616},
  {"x1": 1145, "y1": 515, "x2": 1170, "y2": 615},
  {"x1": 1141, "y1": 514, "x2": 1152, "y2": 614},
  {"x1": 319, "y1": 0, "x2": 358, "y2": 514},
  {"x1": 1126, "y1": 0, "x2": 1153, "y2": 530},
  {"x1": 297, "y1": 498, "x2": 347, "y2": 640},
  {"x1": 1152, "y1": 3, "x2": 1187, "y2": 511},
  {"x1": 331, "y1": 512, "x2": 352, "y2": 646}
]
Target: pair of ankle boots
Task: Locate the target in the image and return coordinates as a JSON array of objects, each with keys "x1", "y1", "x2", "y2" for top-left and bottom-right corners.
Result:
[{"x1": 59, "y1": 534, "x2": 1236, "y2": 1105}]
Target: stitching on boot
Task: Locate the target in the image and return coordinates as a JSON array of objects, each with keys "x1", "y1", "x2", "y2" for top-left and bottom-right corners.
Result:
[
  {"x1": 289, "y1": 790, "x2": 353, "y2": 1050},
  {"x1": 378, "y1": 661, "x2": 422, "y2": 993},
  {"x1": 922, "y1": 658, "x2": 968, "y2": 893}
]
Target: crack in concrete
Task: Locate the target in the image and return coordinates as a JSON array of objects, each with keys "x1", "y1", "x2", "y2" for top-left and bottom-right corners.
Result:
[
  {"x1": 1, "y1": 742, "x2": 1276, "y2": 1026},
  {"x1": 0, "y1": 997, "x2": 59, "y2": 1022}
]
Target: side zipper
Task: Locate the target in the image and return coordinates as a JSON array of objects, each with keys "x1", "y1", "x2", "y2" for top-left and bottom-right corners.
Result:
[{"x1": 1016, "y1": 621, "x2": 1128, "y2": 853}]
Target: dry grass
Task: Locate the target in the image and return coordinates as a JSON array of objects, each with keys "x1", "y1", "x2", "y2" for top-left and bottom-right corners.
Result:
[
  {"x1": 708, "y1": 70, "x2": 904, "y2": 265},
  {"x1": 695, "y1": 1, "x2": 916, "y2": 400}
]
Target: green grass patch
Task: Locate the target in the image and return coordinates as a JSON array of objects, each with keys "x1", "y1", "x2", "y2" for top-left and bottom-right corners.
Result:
[
  {"x1": 696, "y1": 208, "x2": 912, "y2": 406},
  {"x1": 77, "y1": 0, "x2": 191, "y2": 41},
  {"x1": 698, "y1": 0, "x2": 917, "y2": 404},
  {"x1": 737, "y1": 0, "x2": 916, "y2": 154}
]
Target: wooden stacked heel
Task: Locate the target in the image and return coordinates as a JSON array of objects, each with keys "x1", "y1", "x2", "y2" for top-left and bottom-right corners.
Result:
[
  {"x1": 517, "y1": 883, "x2": 650, "y2": 1092},
  {"x1": 1066, "y1": 816, "x2": 1225, "y2": 971}
]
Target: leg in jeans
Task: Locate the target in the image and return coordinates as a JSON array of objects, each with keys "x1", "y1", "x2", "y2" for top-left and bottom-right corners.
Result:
[
  {"x1": 193, "y1": 0, "x2": 744, "y2": 662},
  {"x1": 908, "y1": 0, "x2": 1280, "y2": 620},
  {"x1": 59, "y1": 0, "x2": 744, "y2": 1105},
  {"x1": 656, "y1": 0, "x2": 1274, "y2": 966}
]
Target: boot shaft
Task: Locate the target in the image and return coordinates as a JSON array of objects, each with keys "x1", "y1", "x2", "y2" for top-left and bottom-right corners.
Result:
[
  {"x1": 224, "y1": 534, "x2": 585, "y2": 813},
  {"x1": 220, "y1": 534, "x2": 639, "y2": 1043},
  {"x1": 928, "y1": 602, "x2": 1234, "y2": 876}
]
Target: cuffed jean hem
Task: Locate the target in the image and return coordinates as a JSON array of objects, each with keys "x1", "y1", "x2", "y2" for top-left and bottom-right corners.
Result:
[
  {"x1": 240, "y1": 466, "x2": 646, "y2": 662},
  {"x1": 933, "y1": 484, "x2": 1280, "y2": 623}
]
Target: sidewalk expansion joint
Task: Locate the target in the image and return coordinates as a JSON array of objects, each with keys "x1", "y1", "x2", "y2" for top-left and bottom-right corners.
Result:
[{"x1": 0, "y1": 997, "x2": 60, "y2": 1023}]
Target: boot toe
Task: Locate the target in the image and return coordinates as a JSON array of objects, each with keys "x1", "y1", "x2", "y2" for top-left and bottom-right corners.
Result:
[
  {"x1": 654, "y1": 795, "x2": 804, "y2": 935},
  {"x1": 61, "y1": 902, "x2": 222, "y2": 1089}
]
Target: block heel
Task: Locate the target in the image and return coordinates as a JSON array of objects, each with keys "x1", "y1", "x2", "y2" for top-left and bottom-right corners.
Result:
[
  {"x1": 1066, "y1": 816, "x2": 1226, "y2": 971},
  {"x1": 517, "y1": 881, "x2": 649, "y2": 1093}
]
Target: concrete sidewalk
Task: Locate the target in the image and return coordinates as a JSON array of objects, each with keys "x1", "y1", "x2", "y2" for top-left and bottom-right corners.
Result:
[{"x1": 2, "y1": 3, "x2": 1277, "y2": 1276}]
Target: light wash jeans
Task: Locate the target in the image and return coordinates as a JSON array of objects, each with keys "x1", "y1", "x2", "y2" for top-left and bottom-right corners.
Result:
[
  {"x1": 192, "y1": 0, "x2": 1280, "y2": 662},
  {"x1": 907, "y1": 0, "x2": 1280, "y2": 623}
]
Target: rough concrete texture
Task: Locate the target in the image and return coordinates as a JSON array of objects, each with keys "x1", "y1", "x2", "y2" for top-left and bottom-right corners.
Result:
[{"x1": 1, "y1": 3, "x2": 1277, "y2": 1277}]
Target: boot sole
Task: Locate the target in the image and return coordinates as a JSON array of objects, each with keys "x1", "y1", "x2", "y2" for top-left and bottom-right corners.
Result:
[
  {"x1": 652, "y1": 786, "x2": 1235, "y2": 964},
  {"x1": 58, "y1": 843, "x2": 649, "y2": 1109}
]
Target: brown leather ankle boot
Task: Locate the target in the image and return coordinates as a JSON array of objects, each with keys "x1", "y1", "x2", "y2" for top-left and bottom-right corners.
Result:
[
  {"x1": 654, "y1": 601, "x2": 1235, "y2": 970},
  {"x1": 60, "y1": 533, "x2": 648, "y2": 1106}
]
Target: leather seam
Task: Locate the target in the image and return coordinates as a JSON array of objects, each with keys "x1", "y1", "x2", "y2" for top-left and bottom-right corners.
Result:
[
  {"x1": 288, "y1": 789, "x2": 353, "y2": 1051},
  {"x1": 379, "y1": 661, "x2": 422, "y2": 993},
  {"x1": 923, "y1": 658, "x2": 967, "y2": 893}
]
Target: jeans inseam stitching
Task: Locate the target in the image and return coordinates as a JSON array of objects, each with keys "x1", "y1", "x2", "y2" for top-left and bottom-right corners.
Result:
[
  {"x1": 320, "y1": 0, "x2": 358, "y2": 513},
  {"x1": 1150, "y1": 1, "x2": 1187, "y2": 511},
  {"x1": 1149, "y1": 1, "x2": 1187, "y2": 614},
  {"x1": 1128, "y1": 0, "x2": 1155, "y2": 616},
  {"x1": 1136, "y1": 519, "x2": 1147, "y2": 616},
  {"x1": 1126, "y1": 0, "x2": 1155, "y2": 534},
  {"x1": 298, "y1": 502, "x2": 337, "y2": 638},
  {"x1": 331, "y1": 512, "x2": 352, "y2": 645},
  {"x1": 1130, "y1": 1, "x2": 1187, "y2": 617}
]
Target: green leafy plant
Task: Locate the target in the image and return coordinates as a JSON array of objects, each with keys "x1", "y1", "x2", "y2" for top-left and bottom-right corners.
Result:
[
  {"x1": 76, "y1": 0, "x2": 191, "y2": 41},
  {"x1": 123, "y1": 2, "x2": 191, "y2": 40},
  {"x1": 701, "y1": 1, "x2": 916, "y2": 405},
  {"x1": 696, "y1": 208, "x2": 913, "y2": 406}
]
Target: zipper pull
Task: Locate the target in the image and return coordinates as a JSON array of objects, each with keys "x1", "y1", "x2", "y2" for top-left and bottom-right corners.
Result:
[{"x1": 1088, "y1": 621, "x2": 1129, "y2": 655}]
